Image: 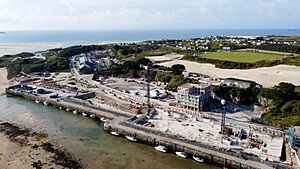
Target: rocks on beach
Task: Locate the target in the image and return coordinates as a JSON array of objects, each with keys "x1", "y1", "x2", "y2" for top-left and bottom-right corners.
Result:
[{"x1": 0, "y1": 121, "x2": 83, "y2": 169}]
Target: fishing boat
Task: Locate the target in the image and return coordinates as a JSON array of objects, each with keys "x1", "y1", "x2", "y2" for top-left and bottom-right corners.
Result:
[
  {"x1": 35, "y1": 100, "x2": 40, "y2": 104},
  {"x1": 73, "y1": 110, "x2": 77, "y2": 114},
  {"x1": 82, "y1": 112, "x2": 88, "y2": 117},
  {"x1": 175, "y1": 152, "x2": 187, "y2": 158},
  {"x1": 155, "y1": 145, "x2": 167, "y2": 153},
  {"x1": 43, "y1": 101, "x2": 48, "y2": 106},
  {"x1": 125, "y1": 136, "x2": 137, "y2": 142},
  {"x1": 110, "y1": 131, "x2": 119, "y2": 136},
  {"x1": 90, "y1": 114, "x2": 96, "y2": 118}
]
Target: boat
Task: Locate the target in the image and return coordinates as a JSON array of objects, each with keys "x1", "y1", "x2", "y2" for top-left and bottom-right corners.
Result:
[
  {"x1": 90, "y1": 114, "x2": 96, "y2": 118},
  {"x1": 43, "y1": 101, "x2": 48, "y2": 106},
  {"x1": 66, "y1": 108, "x2": 70, "y2": 112},
  {"x1": 125, "y1": 136, "x2": 137, "y2": 142},
  {"x1": 193, "y1": 151, "x2": 204, "y2": 163},
  {"x1": 193, "y1": 156, "x2": 204, "y2": 163},
  {"x1": 100, "y1": 117, "x2": 108, "y2": 122},
  {"x1": 59, "y1": 107, "x2": 62, "y2": 110},
  {"x1": 155, "y1": 145, "x2": 167, "y2": 153},
  {"x1": 82, "y1": 112, "x2": 88, "y2": 117},
  {"x1": 175, "y1": 152, "x2": 187, "y2": 158},
  {"x1": 35, "y1": 100, "x2": 40, "y2": 104},
  {"x1": 73, "y1": 110, "x2": 77, "y2": 114},
  {"x1": 110, "y1": 131, "x2": 119, "y2": 136}
]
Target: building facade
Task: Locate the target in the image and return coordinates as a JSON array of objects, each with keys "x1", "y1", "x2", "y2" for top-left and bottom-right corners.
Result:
[{"x1": 177, "y1": 83, "x2": 211, "y2": 113}]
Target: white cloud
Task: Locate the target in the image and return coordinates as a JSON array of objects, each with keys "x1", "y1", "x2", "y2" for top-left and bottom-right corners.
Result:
[{"x1": 0, "y1": 0, "x2": 299, "y2": 30}]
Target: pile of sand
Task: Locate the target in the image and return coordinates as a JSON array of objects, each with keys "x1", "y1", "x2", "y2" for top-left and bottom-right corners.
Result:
[
  {"x1": 159, "y1": 60, "x2": 300, "y2": 87},
  {"x1": 146, "y1": 53, "x2": 184, "y2": 63}
]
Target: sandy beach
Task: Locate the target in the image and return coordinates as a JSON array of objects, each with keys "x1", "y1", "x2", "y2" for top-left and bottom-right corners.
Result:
[
  {"x1": 159, "y1": 57, "x2": 300, "y2": 87},
  {"x1": 0, "y1": 43, "x2": 62, "y2": 56},
  {"x1": 0, "y1": 68, "x2": 11, "y2": 95}
]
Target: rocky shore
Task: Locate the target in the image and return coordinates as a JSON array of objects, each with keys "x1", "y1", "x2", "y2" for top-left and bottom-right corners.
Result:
[{"x1": 0, "y1": 121, "x2": 83, "y2": 169}]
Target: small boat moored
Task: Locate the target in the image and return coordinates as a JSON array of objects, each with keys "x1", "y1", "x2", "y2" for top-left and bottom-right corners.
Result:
[
  {"x1": 90, "y1": 114, "x2": 96, "y2": 118},
  {"x1": 35, "y1": 100, "x2": 40, "y2": 104},
  {"x1": 43, "y1": 101, "x2": 48, "y2": 106},
  {"x1": 110, "y1": 131, "x2": 119, "y2": 136},
  {"x1": 100, "y1": 117, "x2": 108, "y2": 122},
  {"x1": 155, "y1": 145, "x2": 167, "y2": 153},
  {"x1": 66, "y1": 108, "x2": 70, "y2": 112},
  {"x1": 73, "y1": 110, "x2": 77, "y2": 114},
  {"x1": 193, "y1": 156, "x2": 204, "y2": 163},
  {"x1": 175, "y1": 152, "x2": 187, "y2": 158},
  {"x1": 82, "y1": 112, "x2": 88, "y2": 117},
  {"x1": 125, "y1": 136, "x2": 137, "y2": 142}
]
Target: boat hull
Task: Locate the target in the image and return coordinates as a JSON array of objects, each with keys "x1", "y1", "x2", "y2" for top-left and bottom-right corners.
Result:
[
  {"x1": 175, "y1": 152, "x2": 187, "y2": 158},
  {"x1": 125, "y1": 136, "x2": 137, "y2": 142},
  {"x1": 155, "y1": 146, "x2": 167, "y2": 153},
  {"x1": 110, "y1": 131, "x2": 119, "y2": 136},
  {"x1": 193, "y1": 156, "x2": 204, "y2": 163}
]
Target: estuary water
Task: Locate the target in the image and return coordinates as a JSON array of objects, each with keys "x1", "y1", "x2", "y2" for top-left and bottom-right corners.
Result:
[{"x1": 0, "y1": 96, "x2": 219, "y2": 169}]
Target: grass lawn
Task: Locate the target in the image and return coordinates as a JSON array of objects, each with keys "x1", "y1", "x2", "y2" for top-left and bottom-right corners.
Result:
[{"x1": 198, "y1": 51, "x2": 284, "y2": 63}]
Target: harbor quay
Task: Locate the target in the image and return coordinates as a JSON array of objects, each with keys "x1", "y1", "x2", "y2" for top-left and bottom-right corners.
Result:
[
  {"x1": 5, "y1": 87, "x2": 132, "y2": 120},
  {"x1": 5, "y1": 87, "x2": 291, "y2": 169},
  {"x1": 104, "y1": 119, "x2": 281, "y2": 169}
]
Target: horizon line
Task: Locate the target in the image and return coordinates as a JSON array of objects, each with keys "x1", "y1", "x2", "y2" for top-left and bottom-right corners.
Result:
[{"x1": 1, "y1": 28, "x2": 299, "y2": 32}]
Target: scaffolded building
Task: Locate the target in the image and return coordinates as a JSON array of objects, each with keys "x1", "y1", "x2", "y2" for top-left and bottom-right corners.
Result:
[{"x1": 177, "y1": 83, "x2": 211, "y2": 114}]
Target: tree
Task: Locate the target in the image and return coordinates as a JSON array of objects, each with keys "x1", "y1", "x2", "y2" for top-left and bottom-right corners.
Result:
[
  {"x1": 166, "y1": 76, "x2": 186, "y2": 91},
  {"x1": 171, "y1": 64, "x2": 186, "y2": 75},
  {"x1": 136, "y1": 58, "x2": 152, "y2": 66}
]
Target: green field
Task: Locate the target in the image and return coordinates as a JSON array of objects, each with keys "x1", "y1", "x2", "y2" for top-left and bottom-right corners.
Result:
[{"x1": 198, "y1": 51, "x2": 284, "y2": 63}]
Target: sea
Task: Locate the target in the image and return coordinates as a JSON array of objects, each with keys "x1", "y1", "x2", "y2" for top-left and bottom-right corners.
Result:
[{"x1": 0, "y1": 29, "x2": 299, "y2": 56}]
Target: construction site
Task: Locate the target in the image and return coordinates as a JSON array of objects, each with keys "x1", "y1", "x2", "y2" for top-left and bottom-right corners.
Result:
[{"x1": 4, "y1": 52, "x2": 298, "y2": 169}]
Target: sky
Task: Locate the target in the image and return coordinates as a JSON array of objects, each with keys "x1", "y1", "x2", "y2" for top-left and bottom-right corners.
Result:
[{"x1": 0, "y1": 0, "x2": 299, "y2": 30}]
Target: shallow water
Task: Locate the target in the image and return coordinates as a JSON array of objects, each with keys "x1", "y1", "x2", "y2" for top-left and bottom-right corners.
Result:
[{"x1": 0, "y1": 96, "x2": 220, "y2": 169}]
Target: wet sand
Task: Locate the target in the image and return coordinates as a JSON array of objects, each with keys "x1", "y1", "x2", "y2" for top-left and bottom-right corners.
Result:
[{"x1": 159, "y1": 59, "x2": 300, "y2": 87}]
